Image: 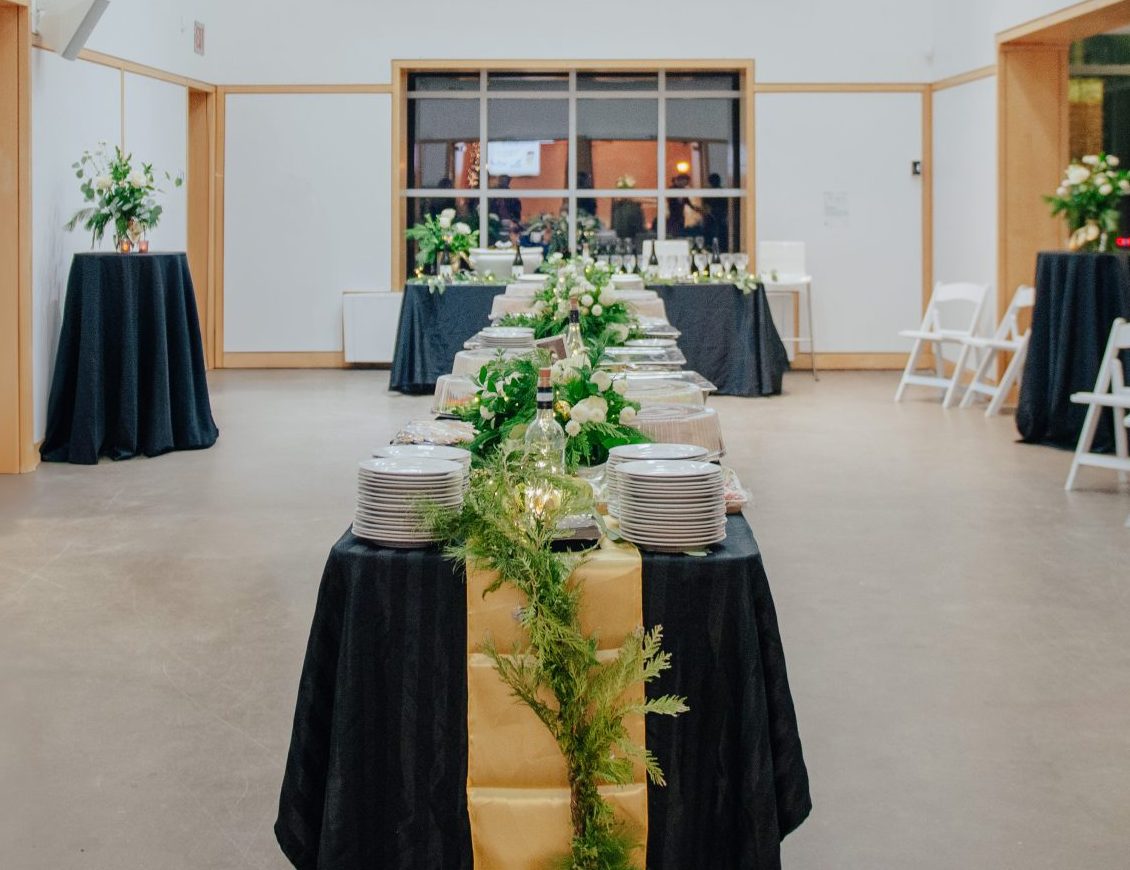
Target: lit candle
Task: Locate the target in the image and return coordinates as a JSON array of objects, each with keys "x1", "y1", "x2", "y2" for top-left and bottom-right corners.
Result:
[
  {"x1": 119, "y1": 239, "x2": 132, "y2": 254},
  {"x1": 138, "y1": 240, "x2": 149, "y2": 253}
]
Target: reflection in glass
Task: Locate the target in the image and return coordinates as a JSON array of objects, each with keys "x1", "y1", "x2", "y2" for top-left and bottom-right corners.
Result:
[
  {"x1": 408, "y1": 73, "x2": 479, "y2": 91},
  {"x1": 666, "y1": 72, "x2": 739, "y2": 91},
  {"x1": 487, "y1": 100, "x2": 568, "y2": 233},
  {"x1": 665, "y1": 98, "x2": 740, "y2": 188},
  {"x1": 577, "y1": 72, "x2": 658, "y2": 91},
  {"x1": 662, "y1": 196, "x2": 742, "y2": 252},
  {"x1": 408, "y1": 98, "x2": 480, "y2": 189},
  {"x1": 488, "y1": 72, "x2": 568, "y2": 91},
  {"x1": 588, "y1": 197, "x2": 659, "y2": 254},
  {"x1": 405, "y1": 195, "x2": 478, "y2": 274},
  {"x1": 577, "y1": 99, "x2": 658, "y2": 192},
  {"x1": 504, "y1": 198, "x2": 569, "y2": 252}
]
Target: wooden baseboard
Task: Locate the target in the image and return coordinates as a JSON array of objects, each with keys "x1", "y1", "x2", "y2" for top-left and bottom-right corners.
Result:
[
  {"x1": 221, "y1": 351, "x2": 345, "y2": 369},
  {"x1": 792, "y1": 352, "x2": 908, "y2": 370}
]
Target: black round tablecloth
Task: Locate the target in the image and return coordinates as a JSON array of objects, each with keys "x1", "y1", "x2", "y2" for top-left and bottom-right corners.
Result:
[
  {"x1": 389, "y1": 283, "x2": 506, "y2": 394},
  {"x1": 651, "y1": 283, "x2": 790, "y2": 397},
  {"x1": 1017, "y1": 252, "x2": 1130, "y2": 450},
  {"x1": 40, "y1": 252, "x2": 218, "y2": 465},
  {"x1": 275, "y1": 515, "x2": 811, "y2": 869}
]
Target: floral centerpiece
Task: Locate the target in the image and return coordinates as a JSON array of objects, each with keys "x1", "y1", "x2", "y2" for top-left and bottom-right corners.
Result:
[
  {"x1": 527, "y1": 211, "x2": 602, "y2": 256},
  {"x1": 405, "y1": 208, "x2": 478, "y2": 271},
  {"x1": 1045, "y1": 152, "x2": 1130, "y2": 252},
  {"x1": 499, "y1": 256, "x2": 639, "y2": 345},
  {"x1": 458, "y1": 351, "x2": 646, "y2": 468},
  {"x1": 65, "y1": 143, "x2": 182, "y2": 248}
]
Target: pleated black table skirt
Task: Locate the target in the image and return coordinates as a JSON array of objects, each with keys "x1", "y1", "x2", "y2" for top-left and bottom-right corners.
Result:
[
  {"x1": 275, "y1": 515, "x2": 811, "y2": 869},
  {"x1": 651, "y1": 283, "x2": 789, "y2": 397},
  {"x1": 1016, "y1": 252, "x2": 1130, "y2": 450},
  {"x1": 389, "y1": 283, "x2": 506, "y2": 394},
  {"x1": 40, "y1": 252, "x2": 218, "y2": 465}
]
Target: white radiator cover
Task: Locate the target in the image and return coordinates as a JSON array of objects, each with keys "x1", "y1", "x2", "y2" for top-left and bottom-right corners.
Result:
[{"x1": 343, "y1": 291, "x2": 403, "y2": 364}]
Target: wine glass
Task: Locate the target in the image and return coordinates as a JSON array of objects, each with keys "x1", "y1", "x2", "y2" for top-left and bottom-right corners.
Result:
[
  {"x1": 610, "y1": 252, "x2": 623, "y2": 272},
  {"x1": 624, "y1": 253, "x2": 637, "y2": 274},
  {"x1": 694, "y1": 235, "x2": 705, "y2": 253},
  {"x1": 734, "y1": 252, "x2": 749, "y2": 274},
  {"x1": 720, "y1": 253, "x2": 734, "y2": 273},
  {"x1": 693, "y1": 253, "x2": 709, "y2": 276}
]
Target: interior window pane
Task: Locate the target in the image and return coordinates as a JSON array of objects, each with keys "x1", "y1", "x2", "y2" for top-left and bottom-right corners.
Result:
[
  {"x1": 405, "y1": 195, "x2": 480, "y2": 275},
  {"x1": 665, "y1": 98, "x2": 740, "y2": 189},
  {"x1": 486, "y1": 99, "x2": 569, "y2": 233},
  {"x1": 408, "y1": 98, "x2": 480, "y2": 190},
  {"x1": 503, "y1": 198, "x2": 569, "y2": 252},
  {"x1": 666, "y1": 72, "x2": 739, "y2": 91},
  {"x1": 585, "y1": 196, "x2": 658, "y2": 254},
  {"x1": 408, "y1": 73, "x2": 479, "y2": 91},
  {"x1": 661, "y1": 195, "x2": 744, "y2": 253},
  {"x1": 488, "y1": 72, "x2": 568, "y2": 92},
  {"x1": 577, "y1": 73, "x2": 658, "y2": 91},
  {"x1": 577, "y1": 99, "x2": 658, "y2": 193}
]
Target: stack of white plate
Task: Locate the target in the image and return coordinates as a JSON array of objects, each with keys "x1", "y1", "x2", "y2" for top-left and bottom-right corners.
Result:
[
  {"x1": 626, "y1": 338, "x2": 677, "y2": 349},
  {"x1": 606, "y1": 443, "x2": 709, "y2": 515},
  {"x1": 480, "y1": 326, "x2": 536, "y2": 349},
  {"x1": 372, "y1": 444, "x2": 472, "y2": 482},
  {"x1": 353, "y1": 457, "x2": 464, "y2": 548},
  {"x1": 616, "y1": 459, "x2": 726, "y2": 552}
]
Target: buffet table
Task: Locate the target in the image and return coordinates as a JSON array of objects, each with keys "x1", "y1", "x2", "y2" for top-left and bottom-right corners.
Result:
[
  {"x1": 652, "y1": 282, "x2": 789, "y2": 397},
  {"x1": 40, "y1": 252, "x2": 218, "y2": 465},
  {"x1": 390, "y1": 283, "x2": 506, "y2": 393},
  {"x1": 1017, "y1": 252, "x2": 1130, "y2": 450},
  {"x1": 275, "y1": 514, "x2": 811, "y2": 869}
]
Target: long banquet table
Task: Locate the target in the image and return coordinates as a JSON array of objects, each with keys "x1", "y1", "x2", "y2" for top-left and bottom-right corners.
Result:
[
  {"x1": 275, "y1": 514, "x2": 811, "y2": 869},
  {"x1": 389, "y1": 280, "x2": 790, "y2": 398}
]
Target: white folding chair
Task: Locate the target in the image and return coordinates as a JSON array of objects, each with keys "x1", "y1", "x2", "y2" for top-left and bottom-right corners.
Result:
[
  {"x1": 1065, "y1": 318, "x2": 1130, "y2": 491},
  {"x1": 895, "y1": 282, "x2": 989, "y2": 406},
  {"x1": 758, "y1": 241, "x2": 818, "y2": 380},
  {"x1": 951, "y1": 285, "x2": 1035, "y2": 415}
]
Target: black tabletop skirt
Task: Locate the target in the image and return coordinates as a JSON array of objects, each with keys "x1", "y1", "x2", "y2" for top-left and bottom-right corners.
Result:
[
  {"x1": 652, "y1": 283, "x2": 789, "y2": 397},
  {"x1": 275, "y1": 515, "x2": 811, "y2": 870},
  {"x1": 389, "y1": 283, "x2": 506, "y2": 394},
  {"x1": 1016, "y1": 252, "x2": 1130, "y2": 450},
  {"x1": 40, "y1": 252, "x2": 218, "y2": 465}
]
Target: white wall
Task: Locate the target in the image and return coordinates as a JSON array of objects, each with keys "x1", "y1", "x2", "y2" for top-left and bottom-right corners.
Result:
[
  {"x1": 223, "y1": 93, "x2": 391, "y2": 353},
  {"x1": 756, "y1": 92, "x2": 924, "y2": 354},
  {"x1": 30, "y1": 50, "x2": 188, "y2": 441},
  {"x1": 199, "y1": 0, "x2": 933, "y2": 85}
]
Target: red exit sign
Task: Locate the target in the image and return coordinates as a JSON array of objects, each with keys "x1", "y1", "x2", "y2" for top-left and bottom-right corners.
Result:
[{"x1": 1117, "y1": 237, "x2": 1130, "y2": 248}]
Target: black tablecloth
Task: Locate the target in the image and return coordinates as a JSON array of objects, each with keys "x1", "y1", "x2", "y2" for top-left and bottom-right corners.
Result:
[
  {"x1": 275, "y1": 515, "x2": 811, "y2": 870},
  {"x1": 652, "y1": 283, "x2": 789, "y2": 397},
  {"x1": 40, "y1": 253, "x2": 218, "y2": 465},
  {"x1": 390, "y1": 283, "x2": 506, "y2": 394},
  {"x1": 1017, "y1": 252, "x2": 1130, "y2": 450}
]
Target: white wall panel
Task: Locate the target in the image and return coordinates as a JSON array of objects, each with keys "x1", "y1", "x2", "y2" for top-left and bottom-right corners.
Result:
[
  {"x1": 123, "y1": 73, "x2": 188, "y2": 254},
  {"x1": 224, "y1": 93, "x2": 391, "y2": 352},
  {"x1": 756, "y1": 92, "x2": 924, "y2": 353},
  {"x1": 933, "y1": 78, "x2": 997, "y2": 313},
  {"x1": 30, "y1": 52, "x2": 121, "y2": 441}
]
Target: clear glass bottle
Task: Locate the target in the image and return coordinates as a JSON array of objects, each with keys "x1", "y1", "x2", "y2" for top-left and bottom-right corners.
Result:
[
  {"x1": 710, "y1": 237, "x2": 724, "y2": 277},
  {"x1": 511, "y1": 240, "x2": 524, "y2": 279},
  {"x1": 524, "y1": 367, "x2": 566, "y2": 474},
  {"x1": 564, "y1": 299, "x2": 586, "y2": 360}
]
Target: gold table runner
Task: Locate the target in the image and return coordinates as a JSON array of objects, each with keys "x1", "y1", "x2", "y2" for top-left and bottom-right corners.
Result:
[{"x1": 466, "y1": 539, "x2": 647, "y2": 869}]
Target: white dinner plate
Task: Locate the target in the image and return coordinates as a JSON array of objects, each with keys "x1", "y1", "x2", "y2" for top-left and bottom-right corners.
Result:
[
  {"x1": 626, "y1": 338, "x2": 677, "y2": 348},
  {"x1": 608, "y1": 443, "x2": 709, "y2": 462},
  {"x1": 359, "y1": 457, "x2": 463, "y2": 477},
  {"x1": 373, "y1": 444, "x2": 471, "y2": 464},
  {"x1": 616, "y1": 459, "x2": 722, "y2": 479}
]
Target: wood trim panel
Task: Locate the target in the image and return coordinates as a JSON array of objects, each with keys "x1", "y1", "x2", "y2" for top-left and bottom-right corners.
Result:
[
  {"x1": 792, "y1": 352, "x2": 909, "y2": 370},
  {"x1": 393, "y1": 58, "x2": 757, "y2": 73},
  {"x1": 754, "y1": 82, "x2": 928, "y2": 94},
  {"x1": 997, "y1": 0, "x2": 1130, "y2": 45},
  {"x1": 743, "y1": 60, "x2": 756, "y2": 266},
  {"x1": 222, "y1": 83, "x2": 393, "y2": 94},
  {"x1": 31, "y1": 38, "x2": 215, "y2": 91},
  {"x1": 221, "y1": 351, "x2": 345, "y2": 368},
  {"x1": 187, "y1": 89, "x2": 216, "y2": 368},
  {"x1": 214, "y1": 88, "x2": 227, "y2": 365},
  {"x1": 921, "y1": 88, "x2": 933, "y2": 316},
  {"x1": 392, "y1": 65, "x2": 407, "y2": 292},
  {"x1": 931, "y1": 65, "x2": 997, "y2": 92}
]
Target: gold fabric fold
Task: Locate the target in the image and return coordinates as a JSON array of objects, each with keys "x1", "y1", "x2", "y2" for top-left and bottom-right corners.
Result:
[{"x1": 466, "y1": 539, "x2": 647, "y2": 869}]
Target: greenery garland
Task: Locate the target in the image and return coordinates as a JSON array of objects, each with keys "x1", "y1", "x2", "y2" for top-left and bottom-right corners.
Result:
[{"x1": 425, "y1": 451, "x2": 687, "y2": 870}]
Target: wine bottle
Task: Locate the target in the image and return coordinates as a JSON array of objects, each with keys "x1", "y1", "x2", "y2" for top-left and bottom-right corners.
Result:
[
  {"x1": 565, "y1": 299, "x2": 586, "y2": 361},
  {"x1": 511, "y1": 240, "x2": 524, "y2": 279},
  {"x1": 524, "y1": 367, "x2": 566, "y2": 475},
  {"x1": 710, "y1": 238, "x2": 723, "y2": 277},
  {"x1": 648, "y1": 241, "x2": 659, "y2": 267}
]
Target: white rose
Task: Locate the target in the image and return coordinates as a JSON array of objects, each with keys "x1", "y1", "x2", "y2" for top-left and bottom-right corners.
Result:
[
  {"x1": 590, "y1": 370, "x2": 612, "y2": 392},
  {"x1": 94, "y1": 176, "x2": 111, "y2": 192},
  {"x1": 480, "y1": 406, "x2": 495, "y2": 420},
  {"x1": 1120, "y1": 180, "x2": 1130, "y2": 193},
  {"x1": 440, "y1": 208, "x2": 456, "y2": 220},
  {"x1": 565, "y1": 420, "x2": 581, "y2": 437},
  {"x1": 612, "y1": 378, "x2": 628, "y2": 395},
  {"x1": 128, "y1": 170, "x2": 145, "y2": 188},
  {"x1": 1083, "y1": 155, "x2": 1099, "y2": 166},
  {"x1": 591, "y1": 304, "x2": 603, "y2": 316},
  {"x1": 1109, "y1": 155, "x2": 1121, "y2": 167},
  {"x1": 437, "y1": 215, "x2": 452, "y2": 228},
  {"x1": 598, "y1": 289, "x2": 616, "y2": 306},
  {"x1": 1086, "y1": 223, "x2": 1101, "y2": 241},
  {"x1": 1056, "y1": 186, "x2": 1068, "y2": 197},
  {"x1": 454, "y1": 222, "x2": 471, "y2": 235},
  {"x1": 610, "y1": 323, "x2": 630, "y2": 342},
  {"x1": 572, "y1": 396, "x2": 607, "y2": 425},
  {"x1": 1067, "y1": 165, "x2": 1091, "y2": 185},
  {"x1": 1101, "y1": 184, "x2": 1114, "y2": 196},
  {"x1": 619, "y1": 406, "x2": 637, "y2": 424},
  {"x1": 580, "y1": 293, "x2": 594, "y2": 307}
]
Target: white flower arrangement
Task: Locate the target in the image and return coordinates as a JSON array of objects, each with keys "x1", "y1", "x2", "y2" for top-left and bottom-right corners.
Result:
[{"x1": 1046, "y1": 152, "x2": 1130, "y2": 252}]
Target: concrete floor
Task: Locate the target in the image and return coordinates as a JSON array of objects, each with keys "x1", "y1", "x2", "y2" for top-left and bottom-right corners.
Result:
[{"x1": 1, "y1": 369, "x2": 1128, "y2": 869}]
